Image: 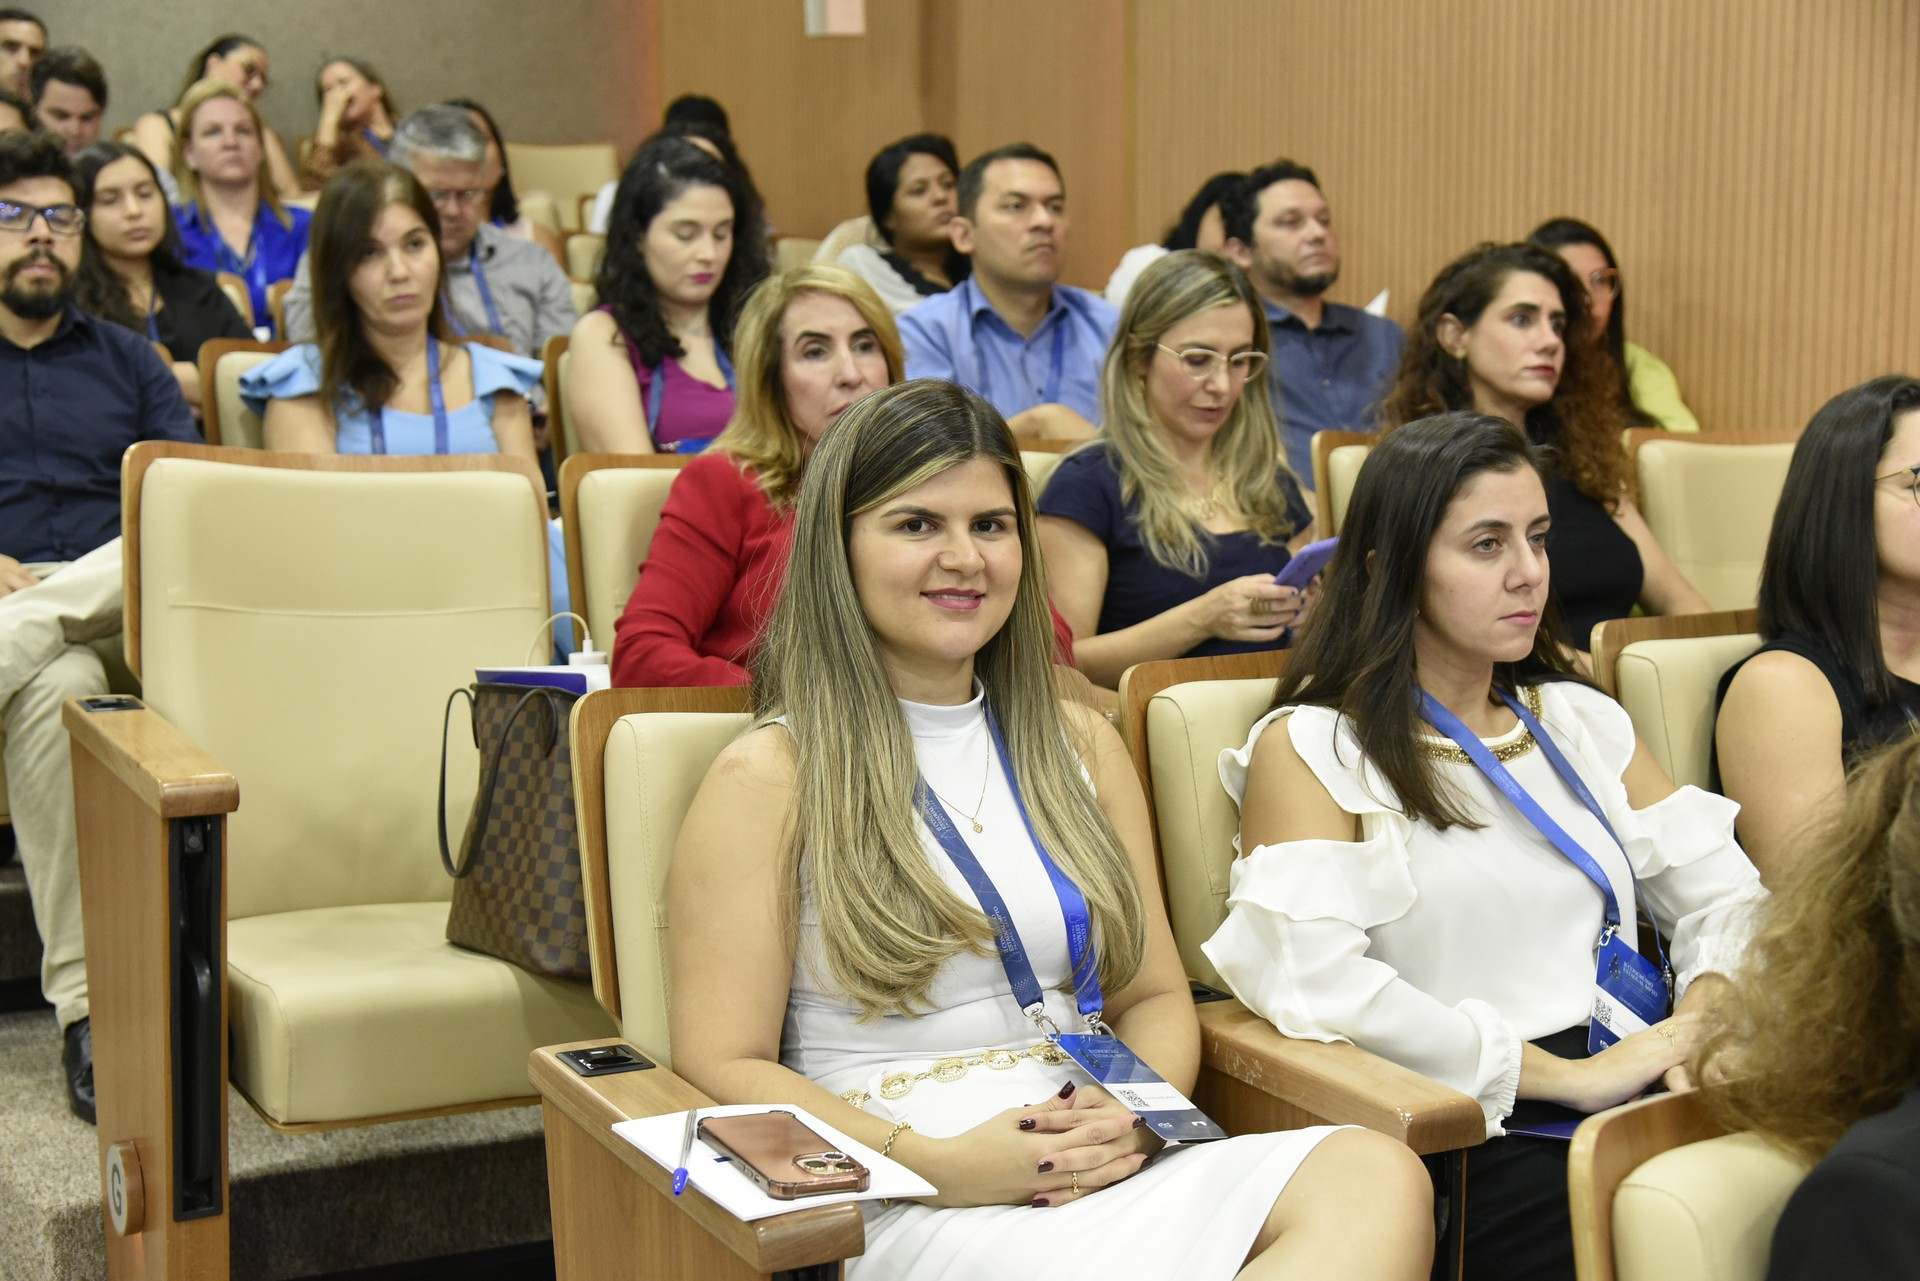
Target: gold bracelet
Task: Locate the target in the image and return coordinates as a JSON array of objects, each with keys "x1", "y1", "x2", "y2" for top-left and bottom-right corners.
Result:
[{"x1": 880, "y1": 1120, "x2": 912, "y2": 1159}]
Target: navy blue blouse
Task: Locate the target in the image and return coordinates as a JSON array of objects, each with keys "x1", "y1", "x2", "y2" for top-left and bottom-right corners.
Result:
[{"x1": 1037, "y1": 443, "x2": 1312, "y2": 660}]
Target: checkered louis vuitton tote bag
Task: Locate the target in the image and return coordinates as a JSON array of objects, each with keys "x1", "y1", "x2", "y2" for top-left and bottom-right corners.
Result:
[{"x1": 437, "y1": 683, "x2": 591, "y2": 979}]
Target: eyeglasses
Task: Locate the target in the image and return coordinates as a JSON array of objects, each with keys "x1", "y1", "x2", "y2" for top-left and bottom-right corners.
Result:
[
  {"x1": 426, "y1": 188, "x2": 485, "y2": 210},
  {"x1": 1585, "y1": 268, "x2": 1620, "y2": 298},
  {"x1": 0, "y1": 201, "x2": 85, "y2": 236},
  {"x1": 1156, "y1": 343, "x2": 1270, "y2": 383},
  {"x1": 1877, "y1": 463, "x2": 1920, "y2": 507}
]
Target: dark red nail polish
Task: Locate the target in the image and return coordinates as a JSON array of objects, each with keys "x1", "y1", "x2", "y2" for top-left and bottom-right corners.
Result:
[
  {"x1": 1018, "y1": 1118, "x2": 1036, "y2": 1130},
  {"x1": 1031, "y1": 1197, "x2": 1047, "y2": 1208},
  {"x1": 1037, "y1": 1160, "x2": 1053, "y2": 1173},
  {"x1": 1056, "y1": 1082, "x2": 1075, "y2": 1098},
  {"x1": 1132, "y1": 1116, "x2": 1146, "y2": 1129}
]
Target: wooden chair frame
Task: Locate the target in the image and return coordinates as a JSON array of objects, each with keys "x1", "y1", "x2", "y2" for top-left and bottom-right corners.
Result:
[
  {"x1": 72, "y1": 444, "x2": 554, "y2": 1281},
  {"x1": 542, "y1": 335, "x2": 572, "y2": 467},
  {"x1": 556, "y1": 452, "x2": 691, "y2": 652},
  {"x1": 195, "y1": 338, "x2": 288, "y2": 448},
  {"x1": 266, "y1": 280, "x2": 293, "y2": 341},
  {"x1": 1568, "y1": 1091, "x2": 1728, "y2": 1281},
  {"x1": 1589, "y1": 609, "x2": 1759, "y2": 699}
]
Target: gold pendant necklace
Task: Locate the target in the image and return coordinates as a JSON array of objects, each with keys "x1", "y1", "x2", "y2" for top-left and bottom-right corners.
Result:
[
  {"x1": 1188, "y1": 479, "x2": 1224, "y2": 521},
  {"x1": 926, "y1": 743, "x2": 993, "y2": 833}
]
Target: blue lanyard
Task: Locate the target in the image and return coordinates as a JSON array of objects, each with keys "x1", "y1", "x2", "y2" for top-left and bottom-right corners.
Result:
[
  {"x1": 974, "y1": 304, "x2": 1068, "y2": 409},
  {"x1": 206, "y1": 206, "x2": 268, "y2": 306},
  {"x1": 645, "y1": 343, "x2": 736, "y2": 442},
  {"x1": 444, "y1": 245, "x2": 503, "y2": 337},
  {"x1": 362, "y1": 127, "x2": 390, "y2": 157},
  {"x1": 915, "y1": 708, "x2": 1104, "y2": 1036},
  {"x1": 370, "y1": 338, "x2": 450, "y2": 455},
  {"x1": 1418, "y1": 686, "x2": 1672, "y2": 976}
]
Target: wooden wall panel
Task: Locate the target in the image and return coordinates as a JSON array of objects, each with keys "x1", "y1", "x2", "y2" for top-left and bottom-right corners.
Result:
[
  {"x1": 1130, "y1": 0, "x2": 1920, "y2": 439},
  {"x1": 655, "y1": 0, "x2": 926, "y2": 242}
]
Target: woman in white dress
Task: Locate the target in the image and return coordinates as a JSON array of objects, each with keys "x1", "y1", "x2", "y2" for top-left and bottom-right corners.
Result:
[
  {"x1": 668, "y1": 378, "x2": 1434, "y2": 1278},
  {"x1": 1206, "y1": 411, "x2": 1765, "y2": 1280}
]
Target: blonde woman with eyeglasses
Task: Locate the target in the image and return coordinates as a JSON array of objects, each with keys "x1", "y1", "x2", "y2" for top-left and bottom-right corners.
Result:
[{"x1": 1037, "y1": 250, "x2": 1315, "y2": 689}]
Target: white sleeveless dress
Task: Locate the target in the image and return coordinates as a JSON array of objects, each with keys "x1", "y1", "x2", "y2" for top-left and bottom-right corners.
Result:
[{"x1": 780, "y1": 690, "x2": 1343, "y2": 1279}]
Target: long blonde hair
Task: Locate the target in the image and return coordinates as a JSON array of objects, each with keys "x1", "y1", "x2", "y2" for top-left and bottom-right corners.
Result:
[
  {"x1": 1089, "y1": 249, "x2": 1300, "y2": 575},
  {"x1": 174, "y1": 78, "x2": 292, "y2": 229},
  {"x1": 709, "y1": 264, "x2": 905, "y2": 509},
  {"x1": 753, "y1": 380, "x2": 1147, "y2": 1019}
]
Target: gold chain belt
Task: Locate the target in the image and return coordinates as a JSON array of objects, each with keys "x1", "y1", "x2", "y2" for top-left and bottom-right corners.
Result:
[{"x1": 839, "y1": 1042, "x2": 1070, "y2": 1110}]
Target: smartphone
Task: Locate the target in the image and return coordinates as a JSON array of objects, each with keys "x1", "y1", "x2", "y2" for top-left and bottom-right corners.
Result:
[
  {"x1": 1273, "y1": 536, "x2": 1339, "y2": 592},
  {"x1": 698, "y1": 1111, "x2": 872, "y2": 1200}
]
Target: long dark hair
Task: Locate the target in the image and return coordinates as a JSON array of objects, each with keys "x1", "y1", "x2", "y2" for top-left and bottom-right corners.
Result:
[
  {"x1": 1528, "y1": 217, "x2": 1654, "y2": 428},
  {"x1": 1272, "y1": 412, "x2": 1585, "y2": 829},
  {"x1": 309, "y1": 159, "x2": 453, "y2": 413},
  {"x1": 70, "y1": 141, "x2": 184, "y2": 332},
  {"x1": 1163, "y1": 171, "x2": 1244, "y2": 251},
  {"x1": 1380, "y1": 241, "x2": 1630, "y2": 509},
  {"x1": 443, "y1": 97, "x2": 519, "y2": 226},
  {"x1": 594, "y1": 135, "x2": 768, "y2": 368},
  {"x1": 1759, "y1": 376, "x2": 1920, "y2": 715},
  {"x1": 174, "y1": 33, "x2": 261, "y2": 105}
]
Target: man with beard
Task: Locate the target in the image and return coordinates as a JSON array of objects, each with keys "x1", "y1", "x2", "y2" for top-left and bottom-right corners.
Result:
[
  {"x1": 898, "y1": 142, "x2": 1116, "y2": 439},
  {"x1": 0, "y1": 130, "x2": 195, "y2": 1123},
  {"x1": 1222, "y1": 160, "x2": 1403, "y2": 485}
]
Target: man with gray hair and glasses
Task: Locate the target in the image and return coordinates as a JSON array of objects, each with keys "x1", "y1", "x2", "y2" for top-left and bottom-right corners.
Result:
[{"x1": 284, "y1": 104, "x2": 575, "y2": 380}]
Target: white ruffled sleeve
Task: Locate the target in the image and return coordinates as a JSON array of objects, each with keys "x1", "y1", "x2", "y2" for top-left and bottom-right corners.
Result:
[
  {"x1": 1539, "y1": 683, "x2": 1768, "y2": 996},
  {"x1": 1206, "y1": 707, "x2": 1526, "y2": 1137}
]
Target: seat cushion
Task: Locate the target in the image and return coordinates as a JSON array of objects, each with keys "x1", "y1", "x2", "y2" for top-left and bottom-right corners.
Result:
[
  {"x1": 1614, "y1": 633, "x2": 1760, "y2": 790},
  {"x1": 1614, "y1": 1131, "x2": 1810, "y2": 1281},
  {"x1": 229, "y1": 902, "x2": 613, "y2": 1125}
]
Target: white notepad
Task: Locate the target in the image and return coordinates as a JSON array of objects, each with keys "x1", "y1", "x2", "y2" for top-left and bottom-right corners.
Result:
[{"x1": 613, "y1": 1103, "x2": 938, "y2": 1221}]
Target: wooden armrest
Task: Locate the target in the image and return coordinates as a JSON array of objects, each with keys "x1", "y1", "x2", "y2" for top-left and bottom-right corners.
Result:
[
  {"x1": 62, "y1": 697, "x2": 238, "y2": 818},
  {"x1": 530, "y1": 1038, "x2": 864, "y2": 1275},
  {"x1": 1197, "y1": 1000, "x2": 1486, "y2": 1154}
]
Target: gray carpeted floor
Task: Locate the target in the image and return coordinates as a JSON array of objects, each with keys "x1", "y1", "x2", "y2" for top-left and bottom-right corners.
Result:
[{"x1": 0, "y1": 1008, "x2": 556, "y2": 1281}]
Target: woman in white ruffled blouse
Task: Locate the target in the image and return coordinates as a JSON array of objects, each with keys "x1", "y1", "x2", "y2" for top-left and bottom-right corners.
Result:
[{"x1": 1205, "y1": 411, "x2": 1765, "y2": 1281}]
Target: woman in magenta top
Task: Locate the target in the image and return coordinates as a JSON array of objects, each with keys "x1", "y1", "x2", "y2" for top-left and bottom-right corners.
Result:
[
  {"x1": 612, "y1": 264, "x2": 899, "y2": 684},
  {"x1": 568, "y1": 135, "x2": 770, "y2": 455}
]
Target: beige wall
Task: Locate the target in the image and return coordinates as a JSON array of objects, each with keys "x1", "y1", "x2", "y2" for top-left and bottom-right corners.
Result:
[{"x1": 62, "y1": 0, "x2": 653, "y2": 159}]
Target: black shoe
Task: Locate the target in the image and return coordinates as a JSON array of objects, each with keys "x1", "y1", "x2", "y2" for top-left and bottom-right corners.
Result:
[{"x1": 63, "y1": 1017, "x2": 95, "y2": 1125}]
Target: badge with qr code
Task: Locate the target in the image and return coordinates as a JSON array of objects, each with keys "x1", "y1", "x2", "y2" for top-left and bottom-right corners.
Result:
[
  {"x1": 1588, "y1": 929, "x2": 1671, "y2": 1054},
  {"x1": 1054, "y1": 1034, "x2": 1228, "y2": 1144}
]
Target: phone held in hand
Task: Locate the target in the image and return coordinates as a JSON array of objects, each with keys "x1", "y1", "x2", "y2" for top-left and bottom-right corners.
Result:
[
  {"x1": 1273, "y1": 536, "x2": 1339, "y2": 592},
  {"x1": 698, "y1": 1110, "x2": 873, "y2": 1199}
]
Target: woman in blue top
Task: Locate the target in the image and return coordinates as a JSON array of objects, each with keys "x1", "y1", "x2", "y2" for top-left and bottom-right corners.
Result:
[
  {"x1": 171, "y1": 78, "x2": 310, "y2": 331},
  {"x1": 240, "y1": 159, "x2": 565, "y2": 629},
  {"x1": 1037, "y1": 251, "x2": 1315, "y2": 688}
]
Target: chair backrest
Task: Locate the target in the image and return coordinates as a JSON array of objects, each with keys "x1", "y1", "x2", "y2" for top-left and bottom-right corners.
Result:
[
  {"x1": 571, "y1": 696, "x2": 752, "y2": 1056},
  {"x1": 214, "y1": 271, "x2": 255, "y2": 329},
  {"x1": 1632, "y1": 432, "x2": 1795, "y2": 610},
  {"x1": 1311, "y1": 430, "x2": 1374, "y2": 535},
  {"x1": 542, "y1": 334, "x2": 572, "y2": 465},
  {"x1": 564, "y1": 232, "x2": 605, "y2": 282},
  {"x1": 197, "y1": 338, "x2": 288, "y2": 448},
  {"x1": 1140, "y1": 674, "x2": 1287, "y2": 985},
  {"x1": 1570, "y1": 1091, "x2": 1809, "y2": 1281},
  {"x1": 1021, "y1": 449, "x2": 1066, "y2": 496},
  {"x1": 559, "y1": 453, "x2": 692, "y2": 647},
  {"x1": 570, "y1": 280, "x2": 598, "y2": 317},
  {"x1": 1591, "y1": 610, "x2": 1759, "y2": 790},
  {"x1": 267, "y1": 279, "x2": 293, "y2": 339},
  {"x1": 774, "y1": 237, "x2": 823, "y2": 270},
  {"x1": 504, "y1": 142, "x2": 619, "y2": 232},
  {"x1": 518, "y1": 191, "x2": 563, "y2": 239},
  {"x1": 126, "y1": 443, "x2": 553, "y2": 921}
]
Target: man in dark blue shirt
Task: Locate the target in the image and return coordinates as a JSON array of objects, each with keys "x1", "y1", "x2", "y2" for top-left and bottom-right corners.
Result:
[
  {"x1": 0, "y1": 130, "x2": 194, "y2": 1123},
  {"x1": 1222, "y1": 160, "x2": 1404, "y2": 488}
]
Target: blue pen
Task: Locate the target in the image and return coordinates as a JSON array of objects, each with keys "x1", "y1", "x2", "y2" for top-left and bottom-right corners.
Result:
[{"x1": 672, "y1": 1108, "x2": 697, "y2": 1196}]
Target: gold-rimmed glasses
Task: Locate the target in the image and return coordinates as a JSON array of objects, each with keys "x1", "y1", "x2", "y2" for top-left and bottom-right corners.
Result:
[
  {"x1": 1877, "y1": 463, "x2": 1920, "y2": 507},
  {"x1": 1155, "y1": 343, "x2": 1269, "y2": 383}
]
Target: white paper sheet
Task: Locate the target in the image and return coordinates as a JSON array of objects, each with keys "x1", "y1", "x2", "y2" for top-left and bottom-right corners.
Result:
[{"x1": 612, "y1": 1103, "x2": 937, "y2": 1221}]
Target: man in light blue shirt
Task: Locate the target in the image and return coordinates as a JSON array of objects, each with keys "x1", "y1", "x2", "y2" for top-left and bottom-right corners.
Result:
[
  {"x1": 898, "y1": 142, "x2": 1116, "y2": 439},
  {"x1": 1222, "y1": 160, "x2": 1403, "y2": 486}
]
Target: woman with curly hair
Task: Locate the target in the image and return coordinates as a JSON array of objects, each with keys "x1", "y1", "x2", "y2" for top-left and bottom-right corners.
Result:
[
  {"x1": 1697, "y1": 734, "x2": 1920, "y2": 1277},
  {"x1": 567, "y1": 135, "x2": 770, "y2": 454},
  {"x1": 1379, "y1": 242, "x2": 1707, "y2": 649}
]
